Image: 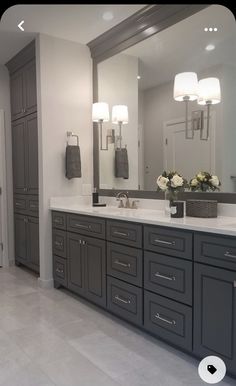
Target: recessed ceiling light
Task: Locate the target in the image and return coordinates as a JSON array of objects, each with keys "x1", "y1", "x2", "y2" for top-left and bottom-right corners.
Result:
[
  {"x1": 137, "y1": 75, "x2": 141, "y2": 80},
  {"x1": 205, "y1": 44, "x2": 215, "y2": 51},
  {"x1": 102, "y1": 11, "x2": 114, "y2": 21}
]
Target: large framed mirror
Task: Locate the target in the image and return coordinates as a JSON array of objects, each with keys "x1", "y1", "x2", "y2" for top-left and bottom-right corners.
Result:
[{"x1": 89, "y1": 4, "x2": 236, "y2": 202}]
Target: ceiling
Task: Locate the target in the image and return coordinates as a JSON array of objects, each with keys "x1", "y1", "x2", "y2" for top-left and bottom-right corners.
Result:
[
  {"x1": 123, "y1": 5, "x2": 236, "y2": 90},
  {"x1": 0, "y1": 4, "x2": 144, "y2": 64}
]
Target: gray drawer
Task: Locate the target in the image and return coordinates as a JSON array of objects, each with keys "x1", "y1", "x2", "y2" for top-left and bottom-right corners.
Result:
[
  {"x1": 107, "y1": 220, "x2": 142, "y2": 248},
  {"x1": 107, "y1": 242, "x2": 143, "y2": 287},
  {"x1": 144, "y1": 251, "x2": 192, "y2": 305},
  {"x1": 144, "y1": 225, "x2": 192, "y2": 260},
  {"x1": 52, "y1": 229, "x2": 67, "y2": 258},
  {"x1": 107, "y1": 277, "x2": 143, "y2": 326},
  {"x1": 14, "y1": 195, "x2": 27, "y2": 214},
  {"x1": 144, "y1": 290, "x2": 192, "y2": 352},
  {"x1": 28, "y1": 196, "x2": 39, "y2": 216},
  {"x1": 67, "y1": 214, "x2": 105, "y2": 239},
  {"x1": 194, "y1": 232, "x2": 236, "y2": 271},
  {"x1": 53, "y1": 255, "x2": 67, "y2": 287},
  {"x1": 52, "y1": 211, "x2": 66, "y2": 230}
]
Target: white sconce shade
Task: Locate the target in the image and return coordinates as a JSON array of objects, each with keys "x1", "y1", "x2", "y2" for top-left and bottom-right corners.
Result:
[
  {"x1": 112, "y1": 105, "x2": 129, "y2": 124},
  {"x1": 92, "y1": 102, "x2": 109, "y2": 122},
  {"x1": 173, "y1": 72, "x2": 198, "y2": 101},
  {"x1": 197, "y1": 77, "x2": 221, "y2": 105}
]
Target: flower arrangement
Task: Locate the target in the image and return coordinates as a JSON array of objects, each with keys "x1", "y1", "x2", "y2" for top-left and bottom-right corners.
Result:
[
  {"x1": 189, "y1": 171, "x2": 221, "y2": 192},
  {"x1": 157, "y1": 171, "x2": 188, "y2": 202}
]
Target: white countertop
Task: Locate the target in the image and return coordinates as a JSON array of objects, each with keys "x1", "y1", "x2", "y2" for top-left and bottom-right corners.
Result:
[{"x1": 50, "y1": 197, "x2": 236, "y2": 236}]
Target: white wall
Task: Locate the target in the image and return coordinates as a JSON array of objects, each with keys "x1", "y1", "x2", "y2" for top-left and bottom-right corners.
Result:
[
  {"x1": 36, "y1": 34, "x2": 92, "y2": 286},
  {"x1": 0, "y1": 65, "x2": 14, "y2": 266},
  {"x1": 98, "y1": 53, "x2": 139, "y2": 189}
]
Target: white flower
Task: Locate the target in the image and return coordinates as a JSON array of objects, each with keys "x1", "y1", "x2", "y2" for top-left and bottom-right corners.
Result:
[
  {"x1": 171, "y1": 174, "x2": 184, "y2": 188},
  {"x1": 157, "y1": 175, "x2": 169, "y2": 191},
  {"x1": 191, "y1": 178, "x2": 198, "y2": 187},
  {"x1": 197, "y1": 172, "x2": 205, "y2": 182},
  {"x1": 210, "y1": 175, "x2": 220, "y2": 187}
]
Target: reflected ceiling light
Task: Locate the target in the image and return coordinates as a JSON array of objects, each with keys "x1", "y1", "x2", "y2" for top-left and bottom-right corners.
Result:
[
  {"x1": 205, "y1": 44, "x2": 215, "y2": 51},
  {"x1": 102, "y1": 11, "x2": 114, "y2": 21},
  {"x1": 137, "y1": 75, "x2": 141, "y2": 80}
]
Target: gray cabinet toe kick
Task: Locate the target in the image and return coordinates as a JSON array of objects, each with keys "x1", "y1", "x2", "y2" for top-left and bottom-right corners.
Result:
[{"x1": 51, "y1": 211, "x2": 236, "y2": 378}]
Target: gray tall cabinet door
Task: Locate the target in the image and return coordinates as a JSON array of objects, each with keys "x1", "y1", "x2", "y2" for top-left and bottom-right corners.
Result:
[
  {"x1": 15, "y1": 214, "x2": 27, "y2": 264},
  {"x1": 12, "y1": 118, "x2": 27, "y2": 194},
  {"x1": 67, "y1": 233, "x2": 84, "y2": 296},
  {"x1": 27, "y1": 217, "x2": 39, "y2": 269},
  {"x1": 25, "y1": 113, "x2": 38, "y2": 194},
  {"x1": 10, "y1": 68, "x2": 25, "y2": 121},
  {"x1": 194, "y1": 263, "x2": 236, "y2": 376},
  {"x1": 83, "y1": 236, "x2": 106, "y2": 307},
  {"x1": 24, "y1": 60, "x2": 37, "y2": 116}
]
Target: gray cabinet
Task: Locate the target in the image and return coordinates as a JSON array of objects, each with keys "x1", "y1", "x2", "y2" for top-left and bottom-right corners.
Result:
[
  {"x1": 66, "y1": 231, "x2": 106, "y2": 307},
  {"x1": 194, "y1": 263, "x2": 236, "y2": 376},
  {"x1": 9, "y1": 59, "x2": 37, "y2": 121},
  {"x1": 12, "y1": 113, "x2": 38, "y2": 195},
  {"x1": 15, "y1": 214, "x2": 39, "y2": 272}
]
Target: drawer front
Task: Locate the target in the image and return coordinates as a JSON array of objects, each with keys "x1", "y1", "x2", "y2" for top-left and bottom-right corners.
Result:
[
  {"x1": 53, "y1": 256, "x2": 67, "y2": 287},
  {"x1": 107, "y1": 242, "x2": 143, "y2": 287},
  {"x1": 144, "y1": 251, "x2": 192, "y2": 305},
  {"x1": 144, "y1": 225, "x2": 192, "y2": 260},
  {"x1": 67, "y1": 214, "x2": 105, "y2": 239},
  {"x1": 107, "y1": 277, "x2": 143, "y2": 326},
  {"x1": 107, "y1": 220, "x2": 142, "y2": 248},
  {"x1": 194, "y1": 233, "x2": 236, "y2": 271},
  {"x1": 14, "y1": 195, "x2": 27, "y2": 214},
  {"x1": 144, "y1": 290, "x2": 192, "y2": 352},
  {"x1": 52, "y1": 229, "x2": 67, "y2": 258},
  {"x1": 52, "y1": 211, "x2": 66, "y2": 230},
  {"x1": 27, "y1": 196, "x2": 39, "y2": 216}
]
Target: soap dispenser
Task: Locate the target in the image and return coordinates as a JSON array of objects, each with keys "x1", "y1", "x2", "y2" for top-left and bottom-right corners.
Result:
[{"x1": 92, "y1": 187, "x2": 106, "y2": 207}]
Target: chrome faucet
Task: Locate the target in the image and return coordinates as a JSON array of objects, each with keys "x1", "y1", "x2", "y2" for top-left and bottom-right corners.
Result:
[{"x1": 116, "y1": 191, "x2": 130, "y2": 208}]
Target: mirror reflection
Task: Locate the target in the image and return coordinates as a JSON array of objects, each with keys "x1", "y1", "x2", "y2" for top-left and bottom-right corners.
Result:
[{"x1": 96, "y1": 5, "x2": 236, "y2": 192}]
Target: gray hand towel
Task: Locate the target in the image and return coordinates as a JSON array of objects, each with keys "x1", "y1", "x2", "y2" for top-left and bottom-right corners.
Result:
[
  {"x1": 115, "y1": 148, "x2": 129, "y2": 179},
  {"x1": 65, "y1": 145, "x2": 82, "y2": 179}
]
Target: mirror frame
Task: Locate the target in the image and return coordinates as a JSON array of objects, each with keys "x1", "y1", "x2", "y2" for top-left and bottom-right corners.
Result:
[{"x1": 88, "y1": 4, "x2": 236, "y2": 203}]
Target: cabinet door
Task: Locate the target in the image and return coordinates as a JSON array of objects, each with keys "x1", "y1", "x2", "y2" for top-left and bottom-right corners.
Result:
[
  {"x1": 25, "y1": 113, "x2": 38, "y2": 194},
  {"x1": 10, "y1": 68, "x2": 25, "y2": 120},
  {"x1": 12, "y1": 118, "x2": 27, "y2": 194},
  {"x1": 15, "y1": 214, "x2": 27, "y2": 264},
  {"x1": 27, "y1": 216, "x2": 39, "y2": 270},
  {"x1": 24, "y1": 60, "x2": 37, "y2": 115},
  {"x1": 83, "y1": 236, "x2": 106, "y2": 307},
  {"x1": 194, "y1": 263, "x2": 236, "y2": 376},
  {"x1": 67, "y1": 232, "x2": 84, "y2": 295}
]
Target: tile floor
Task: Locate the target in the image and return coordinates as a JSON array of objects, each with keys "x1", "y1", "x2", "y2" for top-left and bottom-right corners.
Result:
[{"x1": 0, "y1": 266, "x2": 234, "y2": 386}]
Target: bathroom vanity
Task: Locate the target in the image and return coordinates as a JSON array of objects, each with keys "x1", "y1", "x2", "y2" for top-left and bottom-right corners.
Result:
[{"x1": 50, "y1": 203, "x2": 236, "y2": 377}]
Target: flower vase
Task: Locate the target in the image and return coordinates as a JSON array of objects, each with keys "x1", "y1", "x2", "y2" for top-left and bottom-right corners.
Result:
[{"x1": 164, "y1": 190, "x2": 178, "y2": 215}]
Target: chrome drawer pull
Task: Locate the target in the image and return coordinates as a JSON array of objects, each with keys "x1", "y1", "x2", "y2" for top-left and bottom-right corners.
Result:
[
  {"x1": 114, "y1": 260, "x2": 131, "y2": 268},
  {"x1": 30, "y1": 204, "x2": 37, "y2": 208},
  {"x1": 155, "y1": 313, "x2": 176, "y2": 326},
  {"x1": 155, "y1": 272, "x2": 176, "y2": 281},
  {"x1": 15, "y1": 202, "x2": 22, "y2": 207},
  {"x1": 54, "y1": 218, "x2": 62, "y2": 224},
  {"x1": 224, "y1": 251, "x2": 236, "y2": 259},
  {"x1": 114, "y1": 295, "x2": 131, "y2": 304},
  {"x1": 113, "y1": 231, "x2": 129, "y2": 237},
  {"x1": 55, "y1": 241, "x2": 63, "y2": 247},
  {"x1": 74, "y1": 223, "x2": 90, "y2": 230},
  {"x1": 56, "y1": 268, "x2": 64, "y2": 274},
  {"x1": 154, "y1": 239, "x2": 175, "y2": 246}
]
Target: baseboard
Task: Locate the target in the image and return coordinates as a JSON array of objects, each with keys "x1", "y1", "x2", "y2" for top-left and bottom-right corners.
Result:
[{"x1": 38, "y1": 277, "x2": 54, "y2": 289}]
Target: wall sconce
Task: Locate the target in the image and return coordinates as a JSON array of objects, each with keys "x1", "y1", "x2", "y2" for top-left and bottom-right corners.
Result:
[
  {"x1": 92, "y1": 102, "x2": 115, "y2": 151},
  {"x1": 173, "y1": 73, "x2": 221, "y2": 141},
  {"x1": 197, "y1": 77, "x2": 221, "y2": 140},
  {"x1": 112, "y1": 105, "x2": 129, "y2": 149}
]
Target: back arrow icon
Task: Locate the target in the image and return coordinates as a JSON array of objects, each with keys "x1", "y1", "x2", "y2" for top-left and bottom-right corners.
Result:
[{"x1": 18, "y1": 20, "x2": 24, "y2": 31}]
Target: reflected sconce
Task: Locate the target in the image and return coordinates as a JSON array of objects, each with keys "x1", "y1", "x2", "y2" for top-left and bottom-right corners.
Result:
[
  {"x1": 112, "y1": 105, "x2": 129, "y2": 149},
  {"x1": 173, "y1": 72, "x2": 221, "y2": 141},
  {"x1": 92, "y1": 102, "x2": 114, "y2": 151},
  {"x1": 173, "y1": 72, "x2": 199, "y2": 139},
  {"x1": 197, "y1": 77, "x2": 221, "y2": 140}
]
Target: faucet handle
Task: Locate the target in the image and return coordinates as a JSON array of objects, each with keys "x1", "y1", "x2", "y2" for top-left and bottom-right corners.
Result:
[
  {"x1": 116, "y1": 198, "x2": 124, "y2": 208},
  {"x1": 131, "y1": 200, "x2": 140, "y2": 209}
]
